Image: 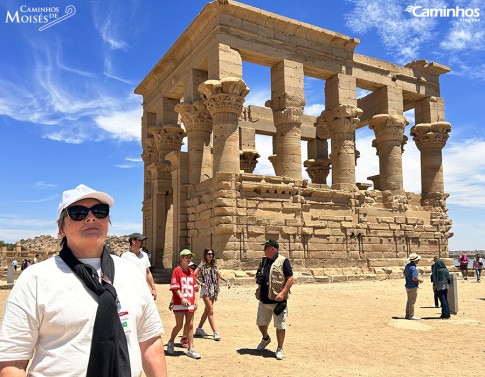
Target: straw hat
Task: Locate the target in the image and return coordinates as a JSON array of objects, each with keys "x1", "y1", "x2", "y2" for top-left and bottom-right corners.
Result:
[{"x1": 408, "y1": 253, "x2": 421, "y2": 262}]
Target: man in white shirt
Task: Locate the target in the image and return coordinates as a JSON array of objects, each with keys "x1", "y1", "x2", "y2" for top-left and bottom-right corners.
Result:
[{"x1": 122, "y1": 233, "x2": 157, "y2": 300}]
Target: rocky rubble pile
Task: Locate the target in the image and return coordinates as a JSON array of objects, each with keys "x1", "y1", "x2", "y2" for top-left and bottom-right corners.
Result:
[{"x1": 19, "y1": 235, "x2": 130, "y2": 256}]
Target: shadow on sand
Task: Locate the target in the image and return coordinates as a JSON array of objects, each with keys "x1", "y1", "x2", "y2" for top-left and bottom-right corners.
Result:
[{"x1": 237, "y1": 348, "x2": 275, "y2": 358}]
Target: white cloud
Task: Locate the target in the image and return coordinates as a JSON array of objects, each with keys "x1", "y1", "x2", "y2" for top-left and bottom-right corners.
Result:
[
  {"x1": 109, "y1": 222, "x2": 143, "y2": 236},
  {"x1": 254, "y1": 134, "x2": 274, "y2": 176},
  {"x1": 346, "y1": 0, "x2": 443, "y2": 63},
  {"x1": 0, "y1": 215, "x2": 58, "y2": 242},
  {"x1": 126, "y1": 157, "x2": 142, "y2": 162},
  {"x1": 0, "y1": 41, "x2": 143, "y2": 143},
  {"x1": 440, "y1": 0, "x2": 485, "y2": 52},
  {"x1": 10, "y1": 195, "x2": 59, "y2": 204},
  {"x1": 91, "y1": 3, "x2": 129, "y2": 50},
  {"x1": 95, "y1": 107, "x2": 142, "y2": 141},
  {"x1": 305, "y1": 103, "x2": 325, "y2": 117},
  {"x1": 35, "y1": 181, "x2": 58, "y2": 189},
  {"x1": 245, "y1": 88, "x2": 270, "y2": 107},
  {"x1": 443, "y1": 138, "x2": 485, "y2": 207}
]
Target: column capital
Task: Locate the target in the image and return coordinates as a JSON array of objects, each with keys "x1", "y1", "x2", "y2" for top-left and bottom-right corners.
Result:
[
  {"x1": 198, "y1": 77, "x2": 250, "y2": 116},
  {"x1": 175, "y1": 101, "x2": 212, "y2": 134},
  {"x1": 142, "y1": 138, "x2": 157, "y2": 164},
  {"x1": 410, "y1": 121, "x2": 451, "y2": 150},
  {"x1": 150, "y1": 123, "x2": 186, "y2": 154},
  {"x1": 240, "y1": 150, "x2": 260, "y2": 173},
  {"x1": 369, "y1": 114, "x2": 409, "y2": 144},
  {"x1": 320, "y1": 104, "x2": 363, "y2": 134},
  {"x1": 304, "y1": 158, "x2": 331, "y2": 184},
  {"x1": 267, "y1": 106, "x2": 304, "y2": 127},
  {"x1": 320, "y1": 104, "x2": 363, "y2": 121},
  {"x1": 315, "y1": 116, "x2": 331, "y2": 139}
]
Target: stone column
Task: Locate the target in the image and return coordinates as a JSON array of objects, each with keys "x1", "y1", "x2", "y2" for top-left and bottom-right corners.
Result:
[
  {"x1": 239, "y1": 126, "x2": 260, "y2": 173},
  {"x1": 141, "y1": 138, "x2": 156, "y2": 252},
  {"x1": 320, "y1": 105, "x2": 362, "y2": 190},
  {"x1": 198, "y1": 77, "x2": 250, "y2": 175},
  {"x1": 305, "y1": 114, "x2": 332, "y2": 184},
  {"x1": 165, "y1": 151, "x2": 190, "y2": 267},
  {"x1": 266, "y1": 60, "x2": 305, "y2": 179},
  {"x1": 369, "y1": 114, "x2": 409, "y2": 193},
  {"x1": 148, "y1": 123, "x2": 186, "y2": 268},
  {"x1": 410, "y1": 122, "x2": 451, "y2": 198},
  {"x1": 175, "y1": 101, "x2": 213, "y2": 184},
  {"x1": 268, "y1": 107, "x2": 304, "y2": 179}
]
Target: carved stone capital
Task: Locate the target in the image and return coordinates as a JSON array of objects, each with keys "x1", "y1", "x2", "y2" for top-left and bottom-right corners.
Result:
[
  {"x1": 319, "y1": 104, "x2": 363, "y2": 122},
  {"x1": 315, "y1": 116, "x2": 330, "y2": 139},
  {"x1": 327, "y1": 116, "x2": 356, "y2": 137},
  {"x1": 240, "y1": 150, "x2": 260, "y2": 173},
  {"x1": 198, "y1": 77, "x2": 250, "y2": 116},
  {"x1": 175, "y1": 101, "x2": 212, "y2": 134},
  {"x1": 265, "y1": 93, "x2": 305, "y2": 111},
  {"x1": 271, "y1": 106, "x2": 304, "y2": 127},
  {"x1": 369, "y1": 114, "x2": 409, "y2": 144},
  {"x1": 142, "y1": 138, "x2": 157, "y2": 165},
  {"x1": 324, "y1": 105, "x2": 362, "y2": 136},
  {"x1": 304, "y1": 158, "x2": 331, "y2": 184},
  {"x1": 410, "y1": 122, "x2": 451, "y2": 150},
  {"x1": 152, "y1": 123, "x2": 186, "y2": 153}
]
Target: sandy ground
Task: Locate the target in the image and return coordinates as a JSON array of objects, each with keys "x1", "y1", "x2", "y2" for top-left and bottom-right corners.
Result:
[{"x1": 1, "y1": 275, "x2": 484, "y2": 376}]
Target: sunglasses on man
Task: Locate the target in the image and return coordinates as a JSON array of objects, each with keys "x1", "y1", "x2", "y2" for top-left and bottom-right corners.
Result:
[{"x1": 67, "y1": 203, "x2": 110, "y2": 221}]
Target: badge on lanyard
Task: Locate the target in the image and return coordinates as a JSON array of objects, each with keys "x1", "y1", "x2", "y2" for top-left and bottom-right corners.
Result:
[{"x1": 118, "y1": 310, "x2": 131, "y2": 334}]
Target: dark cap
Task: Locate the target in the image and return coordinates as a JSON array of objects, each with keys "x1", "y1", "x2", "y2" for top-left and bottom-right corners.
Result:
[
  {"x1": 129, "y1": 233, "x2": 147, "y2": 241},
  {"x1": 262, "y1": 240, "x2": 279, "y2": 249}
]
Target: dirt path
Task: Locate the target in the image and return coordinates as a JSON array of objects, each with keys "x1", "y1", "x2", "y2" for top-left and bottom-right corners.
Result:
[{"x1": 1, "y1": 276, "x2": 484, "y2": 376}]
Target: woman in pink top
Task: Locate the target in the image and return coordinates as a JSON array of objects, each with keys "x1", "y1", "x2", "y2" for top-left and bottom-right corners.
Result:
[{"x1": 458, "y1": 253, "x2": 469, "y2": 280}]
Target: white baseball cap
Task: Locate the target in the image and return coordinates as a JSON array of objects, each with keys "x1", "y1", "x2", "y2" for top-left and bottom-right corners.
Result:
[{"x1": 57, "y1": 184, "x2": 114, "y2": 220}]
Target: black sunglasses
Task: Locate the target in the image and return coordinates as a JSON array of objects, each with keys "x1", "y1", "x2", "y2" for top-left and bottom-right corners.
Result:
[{"x1": 67, "y1": 203, "x2": 110, "y2": 221}]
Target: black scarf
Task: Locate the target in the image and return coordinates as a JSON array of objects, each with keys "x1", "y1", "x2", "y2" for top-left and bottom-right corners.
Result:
[{"x1": 60, "y1": 242, "x2": 131, "y2": 377}]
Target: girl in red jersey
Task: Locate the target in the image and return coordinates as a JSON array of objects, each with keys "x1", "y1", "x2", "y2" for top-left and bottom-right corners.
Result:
[{"x1": 166, "y1": 249, "x2": 201, "y2": 359}]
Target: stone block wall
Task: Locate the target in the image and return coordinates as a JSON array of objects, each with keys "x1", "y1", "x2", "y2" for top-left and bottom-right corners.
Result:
[{"x1": 185, "y1": 172, "x2": 450, "y2": 270}]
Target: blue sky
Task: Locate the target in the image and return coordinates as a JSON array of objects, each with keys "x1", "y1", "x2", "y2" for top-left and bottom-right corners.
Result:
[{"x1": 0, "y1": 0, "x2": 484, "y2": 251}]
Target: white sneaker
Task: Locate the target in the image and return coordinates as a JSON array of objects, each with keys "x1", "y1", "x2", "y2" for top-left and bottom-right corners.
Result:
[
  {"x1": 257, "y1": 336, "x2": 271, "y2": 350},
  {"x1": 194, "y1": 328, "x2": 208, "y2": 337},
  {"x1": 187, "y1": 349, "x2": 201, "y2": 359},
  {"x1": 213, "y1": 332, "x2": 221, "y2": 341},
  {"x1": 166, "y1": 342, "x2": 175, "y2": 355},
  {"x1": 410, "y1": 316, "x2": 421, "y2": 320},
  {"x1": 275, "y1": 348, "x2": 284, "y2": 360}
]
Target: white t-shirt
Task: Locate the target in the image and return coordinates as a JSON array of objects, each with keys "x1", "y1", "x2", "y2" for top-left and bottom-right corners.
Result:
[
  {"x1": 121, "y1": 250, "x2": 151, "y2": 278},
  {"x1": 0, "y1": 255, "x2": 163, "y2": 377}
]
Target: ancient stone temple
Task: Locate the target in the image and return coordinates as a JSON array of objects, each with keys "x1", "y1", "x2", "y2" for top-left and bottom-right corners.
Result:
[{"x1": 134, "y1": 0, "x2": 452, "y2": 276}]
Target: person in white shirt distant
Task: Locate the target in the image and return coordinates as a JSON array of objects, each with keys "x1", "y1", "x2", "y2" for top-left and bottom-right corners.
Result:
[{"x1": 122, "y1": 233, "x2": 157, "y2": 300}]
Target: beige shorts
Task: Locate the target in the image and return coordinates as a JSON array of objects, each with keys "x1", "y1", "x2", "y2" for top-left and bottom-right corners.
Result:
[{"x1": 256, "y1": 301, "x2": 288, "y2": 329}]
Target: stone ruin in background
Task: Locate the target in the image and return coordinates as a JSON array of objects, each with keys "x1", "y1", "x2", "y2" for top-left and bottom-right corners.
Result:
[{"x1": 134, "y1": 0, "x2": 452, "y2": 281}]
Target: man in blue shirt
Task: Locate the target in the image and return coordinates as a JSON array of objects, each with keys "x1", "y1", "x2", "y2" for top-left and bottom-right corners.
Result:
[{"x1": 404, "y1": 253, "x2": 424, "y2": 319}]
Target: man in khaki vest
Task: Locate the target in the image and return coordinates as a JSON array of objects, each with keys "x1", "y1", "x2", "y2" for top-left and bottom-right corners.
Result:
[{"x1": 255, "y1": 240, "x2": 294, "y2": 360}]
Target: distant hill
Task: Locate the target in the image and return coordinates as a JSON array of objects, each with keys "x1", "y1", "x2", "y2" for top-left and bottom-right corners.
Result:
[
  {"x1": 449, "y1": 250, "x2": 485, "y2": 257},
  {"x1": 19, "y1": 235, "x2": 130, "y2": 256}
]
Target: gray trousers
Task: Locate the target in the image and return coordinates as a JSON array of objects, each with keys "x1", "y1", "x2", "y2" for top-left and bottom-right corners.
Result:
[{"x1": 405, "y1": 287, "x2": 418, "y2": 319}]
